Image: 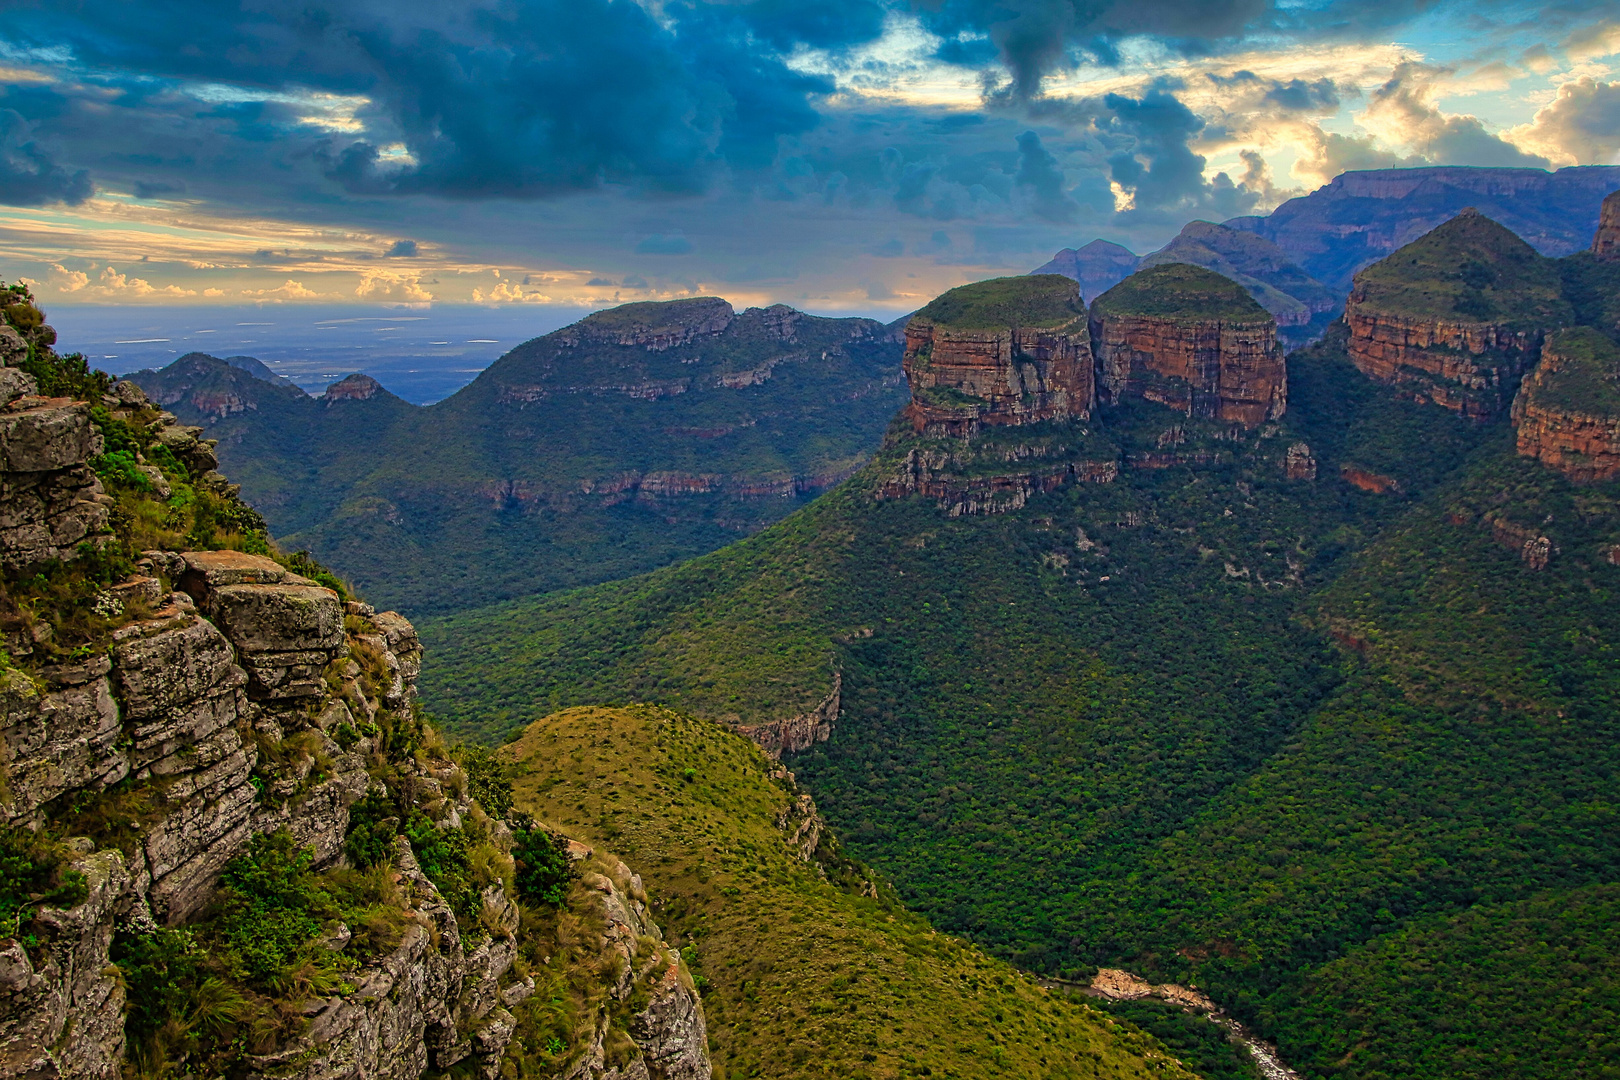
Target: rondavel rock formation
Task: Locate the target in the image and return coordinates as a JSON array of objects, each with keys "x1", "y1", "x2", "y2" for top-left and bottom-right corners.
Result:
[
  {"x1": 900, "y1": 274, "x2": 1094, "y2": 438},
  {"x1": 0, "y1": 361, "x2": 711, "y2": 1080},
  {"x1": 1089, "y1": 263, "x2": 1288, "y2": 428},
  {"x1": 1343, "y1": 208, "x2": 1573, "y2": 418},
  {"x1": 1511, "y1": 327, "x2": 1620, "y2": 482},
  {"x1": 1591, "y1": 188, "x2": 1620, "y2": 260}
]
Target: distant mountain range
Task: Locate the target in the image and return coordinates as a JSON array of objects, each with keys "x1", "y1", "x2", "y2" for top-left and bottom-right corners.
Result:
[
  {"x1": 128, "y1": 300, "x2": 906, "y2": 615},
  {"x1": 1036, "y1": 164, "x2": 1620, "y2": 343}
]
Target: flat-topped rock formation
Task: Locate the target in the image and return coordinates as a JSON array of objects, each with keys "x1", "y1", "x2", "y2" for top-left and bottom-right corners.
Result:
[
  {"x1": 1138, "y1": 220, "x2": 1338, "y2": 331},
  {"x1": 901, "y1": 275, "x2": 1092, "y2": 438},
  {"x1": 1596, "y1": 190, "x2": 1620, "y2": 260},
  {"x1": 1089, "y1": 263, "x2": 1287, "y2": 428},
  {"x1": 1511, "y1": 327, "x2": 1620, "y2": 481},
  {"x1": 1344, "y1": 209, "x2": 1573, "y2": 418}
]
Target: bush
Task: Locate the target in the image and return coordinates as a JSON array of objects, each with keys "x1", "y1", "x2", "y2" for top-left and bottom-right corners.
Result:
[
  {"x1": 512, "y1": 828, "x2": 575, "y2": 907},
  {"x1": 214, "y1": 830, "x2": 332, "y2": 988},
  {"x1": 344, "y1": 791, "x2": 399, "y2": 869},
  {"x1": 455, "y1": 744, "x2": 513, "y2": 818},
  {"x1": 403, "y1": 810, "x2": 479, "y2": 923}
]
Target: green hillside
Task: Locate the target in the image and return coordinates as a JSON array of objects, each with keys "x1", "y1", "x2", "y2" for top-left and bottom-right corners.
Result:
[
  {"x1": 421, "y1": 315, "x2": 1620, "y2": 1077},
  {"x1": 913, "y1": 275, "x2": 1085, "y2": 330},
  {"x1": 129, "y1": 300, "x2": 906, "y2": 616},
  {"x1": 1351, "y1": 209, "x2": 1571, "y2": 328},
  {"x1": 1091, "y1": 263, "x2": 1270, "y2": 323},
  {"x1": 502, "y1": 704, "x2": 1209, "y2": 1080}
]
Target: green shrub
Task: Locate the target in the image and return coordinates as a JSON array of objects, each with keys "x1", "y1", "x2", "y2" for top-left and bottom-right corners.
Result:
[
  {"x1": 344, "y1": 791, "x2": 399, "y2": 869},
  {"x1": 92, "y1": 449, "x2": 152, "y2": 491},
  {"x1": 214, "y1": 830, "x2": 334, "y2": 988},
  {"x1": 403, "y1": 810, "x2": 479, "y2": 923},
  {"x1": 455, "y1": 743, "x2": 514, "y2": 818},
  {"x1": 0, "y1": 827, "x2": 88, "y2": 943},
  {"x1": 512, "y1": 828, "x2": 575, "y2": 907}
]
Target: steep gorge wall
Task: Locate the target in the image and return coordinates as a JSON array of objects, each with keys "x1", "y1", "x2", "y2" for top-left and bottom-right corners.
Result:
[
  {"x1": 1089, "y1": 313, "x2": 1287, "y2": 428},
  {"x1": 1343, "y1": 289, "x2": 1544, "y2": 418},
  {"x1": 1595, "y1": 190, "x2": 1620, "y2": 260},
  {"x1": 901, "y1": 318, "x2": 1093, "y2": 438}
]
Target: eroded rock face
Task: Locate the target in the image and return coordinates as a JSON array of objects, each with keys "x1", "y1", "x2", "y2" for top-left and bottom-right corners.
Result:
[
  {"x1": 1596, "y1": 189, "x2": 1620, "y2": 260},
  {"x1": 1091, "y1": 314, "x2": 1286, "y2": 428},
  {"x1": 1510, "y1": 328, "x2": 1620, "y2": 482},
  {"x1": 878, "y1": 444, "x2": 1118, "y2": 516},
  {"x1": 1343, "y1": 301, "x2": 1545, "y2": 418},
  {"x1": 323, "y1": 373, "x2": 383, "y2": 403},
  {"x1": 737, "y1": 674, "x2": 841, "y2": 759},
  {"x1": 901, "y1": 319, "x2": 1093, "y2": 438},
  {"x1": 0, "y1": 397, "x2": 111, "y2": 568},
  {"x1": 557, "y1": 298, "x2": 735, "y2": 351}
]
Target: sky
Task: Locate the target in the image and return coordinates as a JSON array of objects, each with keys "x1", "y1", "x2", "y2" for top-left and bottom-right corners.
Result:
[{"x1": 1, "y1": 0, "x2": 1617, "y2": 319}]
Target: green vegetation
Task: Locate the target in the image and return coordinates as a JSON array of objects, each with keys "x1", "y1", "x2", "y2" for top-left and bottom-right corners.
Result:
[
  {"x1": 1091, "y1": 263, "x2": 1270, "y2": 323},
  {"x1": 913, "y1": 274, "x2": 1085, "y2": 330},
  {"x1": 127, "y1": 300, "x2": 907, "y2": 615},
  {"x1": 1087, "y1": 1000, "x2": 1259, "y2": 1080},
  {"x1": 1352, "y1": 211, "x2": 1571, "y2": 328},
  {"x1": 0, "y1": 826, "x2": 88, "y2": 944},
  {"x1": 503, "y1": 704, "x2": 1204, "y2": 1080},
  {"x1": 1522, "y1": 326, "x2": 1620, "y2": 415},
  {"x1": 420, "y1": 306, "x2": 1620, "y2": 1077}
]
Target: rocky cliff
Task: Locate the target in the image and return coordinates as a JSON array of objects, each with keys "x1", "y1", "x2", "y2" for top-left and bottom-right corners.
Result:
[
  {"x1": 1511, "y1": 327, "x2": 1620, "y2": 482},
  {"x1": 0, "y1": 294, "x2": 711, "y2": 1080},
  {"x1": 1596, "y1": 189, "x2": 1620, "y2": 260},
  {"x1": 900, "y1": 275, "x2": 1093, "y2": 438},
  {"x1": 1090, "y1": 263, "x2": 1287, "y2": 428},
  {"x1": 1343, "y1": 209, "x2": 1573, "y2": 418}
]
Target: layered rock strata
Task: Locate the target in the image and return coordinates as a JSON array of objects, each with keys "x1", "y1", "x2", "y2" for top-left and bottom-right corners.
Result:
[
  {"x1": 738, "y1": 674, "x2": 841, "y2": 759},
  {"x1": 0, "y1": 379, "x2": 709, "y2": 1080},
  {"x1": 1090, "y1": 264, "x2": 1287, "y2": 428},
  {"x1": 879, "y1": 444, "x2": 1118, "y2": 516},
  {"x1": 1342, "y1": 209, "x2": 1572, "y2": 418},
  {"x1": 901, "y1": 276, "x2": 1093, "y2": 438},
  {"x1": 1510, "y1": 327, "x2": 1620, "y2": 482}
]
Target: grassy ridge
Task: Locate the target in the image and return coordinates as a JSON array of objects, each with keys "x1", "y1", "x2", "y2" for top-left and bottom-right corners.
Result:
[
  {"x1": 502, "y1": 704, "x2": 1206, "y2": 1080},
  {"x1": 1091, "y1": 264, "x2": 1269, "y2": 324}
]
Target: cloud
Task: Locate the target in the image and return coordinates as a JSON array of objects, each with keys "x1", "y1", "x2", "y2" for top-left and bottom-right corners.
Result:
[
  {"x1": 1100, "y1": 88, "x2": 1259, "y2": 220},
  {"x1": 46, "y1": 263, "x2": 90, "y2": 293},
  {"x1": 242, "y1": 280, "x2": 333, "y2": 301},
  {"x1": 635, "y1": 233, "x2": 694, "y2": 254},
  {"x1": 0, "y1": 108, "x2": 91, "y2": 206},
  {"x1": 1014, "y1": 129, "x2": 1078, "y2": 222},
  {"x1": 355, "y1": 270, "x2": 433, "y2": 303},
  {"x1": 57, "y1": 265, "x2": 199, "y2": 298},
  {"x1": 472, "y1": 281, "x2": 554, "y2": 303},
  {"x1": 1362, "y1": 61, "x2": 1550, "y2": 168},
  {"x1": 385, "y1": 239, "x2": 419, "y2": 257},
  {"x1": 1507, "y1": 78, "x2": 1620, "y2": 166},
  {"x1": 133, "y1": 180, "x2": 184, "y2": 199}
]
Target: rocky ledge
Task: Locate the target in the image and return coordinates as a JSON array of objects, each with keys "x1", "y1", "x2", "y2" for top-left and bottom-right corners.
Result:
[
  {"x1": 1342, "y1": 209, "x2": 1571, "y2": 418},
  {"x1": 1090, "y1": 263, "x2": 1287, "y2": 429},
  {"x1": 900, "y1": 275, "x2": 1093, "y2": 438},
  {"x1": 1511, "y1": 327, "x2": 1620, "y2": 482}
]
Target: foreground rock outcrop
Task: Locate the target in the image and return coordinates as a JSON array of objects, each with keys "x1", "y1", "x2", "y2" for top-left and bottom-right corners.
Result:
[
  {"x1": 1090, "y1": 263, "x2": 1288, "y2": 428},
  {"x1": 1344, "y1": 209, "x2": 1572, "y2": 418},
  {"x1": 0, "y1": 346, "x2": 711, "y2": 1080},
  {"x1": 901, "y1": 275, "x2": 1093, "y2": 438},
  {"x1": 1511, "y1": 327, "x2": 1620, "y2": 481}
]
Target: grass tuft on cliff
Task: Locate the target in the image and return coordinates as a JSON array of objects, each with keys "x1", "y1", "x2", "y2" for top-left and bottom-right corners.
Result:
[
  {"x1": 502, "y1": 704, "x2": 1205, "y2": 1080},
  {"x1": 912, "y1": 274, "x2": 1086, "y2": 330},
  {"x1": 1351, "y1": 209, "x2": 1572, "y2": 328},
  {"x1": 1090, "y1": 263, "x2": 1270, "y2": 324}
]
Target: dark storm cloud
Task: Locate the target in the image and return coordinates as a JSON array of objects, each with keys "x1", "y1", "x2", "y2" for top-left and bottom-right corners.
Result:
[
  {"x1": 1014, "y1": 130, "x2": 1078, "y2": 222},
  {"x1": 386, "y1": 240, "x2": 419, "y2": 257},
  {"x1": 1, "y1": 0, "x2": 854, "y2": 201},
  {"x1": 0, "y1": 109, "x2": 92, "y2": 206}
]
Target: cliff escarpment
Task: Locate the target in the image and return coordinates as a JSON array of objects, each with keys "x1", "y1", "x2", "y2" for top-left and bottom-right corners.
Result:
[
  {"x1": 1593, "y1": 189, "x2": 1620, "y2": 260},
  {"x1": 1343, "y1": 208, "x2": 1573, "y2": 418},
  {"x1": 0, "y1": 290, "x2": 712, "y2": 1080},
  {"x1": 1511, "y1": 327, "x2": 1620, "y2": 482},
  {"x1": 1090, "y1": 263, "x2": 1287, "y2": 428},
  {"x1": 901, "y1": 275, "x2": 1093, "y2": 438},
  {"x1": 129, "y1": 299, "x2": 907, "y2": 615}
]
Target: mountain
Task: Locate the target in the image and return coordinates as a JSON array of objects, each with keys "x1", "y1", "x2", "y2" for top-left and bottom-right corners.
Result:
[
  {"x1": 1227, "y1": 163, "x2": 1620, "y2": 290},
  {"x1": 1032, "y1": 239, "x2": 1141, "y2": 302},
  {"x1": 127, "y1": 299, "x2": 907, "y2": 615},
  {"x1": 0, "y1": 293, "x2": 1200, "y2": 1080},
  {"x1": 1137, "y1": 221, "x2": 1339, "y2": 342},
  {"x1": 418, "y1": 195, "x2": 1620, "y2": 1078}
]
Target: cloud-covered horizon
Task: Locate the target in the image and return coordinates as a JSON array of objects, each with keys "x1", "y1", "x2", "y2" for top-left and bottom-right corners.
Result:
[{"x1": 0, "y1": 0, "x2": 1616, "y2": 311}]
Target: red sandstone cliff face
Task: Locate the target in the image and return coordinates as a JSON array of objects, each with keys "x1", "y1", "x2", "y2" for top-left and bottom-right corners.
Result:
[
  {"x1": 1595, "y1": 190, "x2": 1620, "y2": 260},
  {"x1": 1343, "y1": 287, "x2": 1544, "y2": 418},
  {"x1": 901, "y1": 319, "x2": 1093, "y2": 437},
  {"x1": 1511, "y1": 344, "x2": 1620, "y2": 483},
  {"x1": 1089, "y1": 314, "x2": 1286, "y2": 428}
]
